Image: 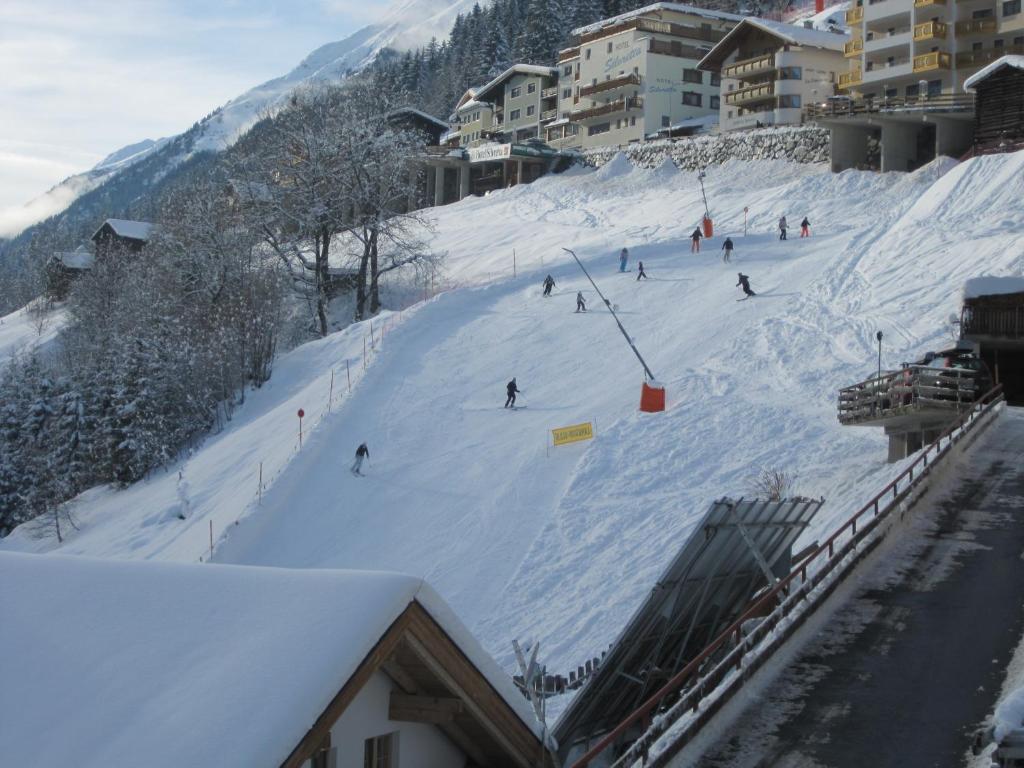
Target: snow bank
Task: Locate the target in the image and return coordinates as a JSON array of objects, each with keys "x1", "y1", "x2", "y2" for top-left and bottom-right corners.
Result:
[
  {"x1": 964, "y1": 275, "x2": 1024, "y2": 299},
  {"x1": 0, "y1": 551, "x2": 541, "y2": 767},
  {"x1": 594, "y1": 151, "x2": 635, "y2": 180},
  {"x1": 995, "y1": 686, "x2": 1024, "y2": 742}
]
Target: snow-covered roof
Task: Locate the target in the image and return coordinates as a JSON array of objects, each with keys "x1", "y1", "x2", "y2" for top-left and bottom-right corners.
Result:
[
  {"x1": 387, "y1": 107, "x2": 448, "y2": 130},
  {"x1": 572, "y1": 2, "x2": 744, "y2": 36},
  {"x1": 92, "y1": 218, "x2": 154, "y2": 242},
  {"x1": 964, "y1": 55, "x2": 1024, "y2": 91},
  {"x1": 474, "y1": 64, "x2": 559, "y2": 102},
  {"x1": 456, "y1": 99, "x2": 490, "y2": 113},
  {"x1": 699, "y1": 16, "x2": 848, "y2": 70},
  {"x1": 0, "y1": 552, "x2": 543, "y2": 767},
  {"x1": 963, "y1": 275, "x2": 1024, "y2": 299},
  {"x1": 53, "y1": 248, "x2": 95, "y2": 270}
]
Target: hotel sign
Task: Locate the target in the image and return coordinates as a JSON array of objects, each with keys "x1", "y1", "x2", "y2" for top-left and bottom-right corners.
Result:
[{"x1": 468, "y1": 143, "x2": 512, "y2": 162}]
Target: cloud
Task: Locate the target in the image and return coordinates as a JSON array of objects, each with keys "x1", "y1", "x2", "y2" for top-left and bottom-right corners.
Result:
[
  {"x1": 0, "y1": 173, "x2": 101, "y2": 239},
  {"x1": 318, "y1": 0, "x2": 390, "y2": 24}
]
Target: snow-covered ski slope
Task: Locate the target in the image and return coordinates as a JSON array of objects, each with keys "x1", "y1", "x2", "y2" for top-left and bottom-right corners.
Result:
[{"x1": 6, "y1": 151, "x2": 1024, "y2": 691}]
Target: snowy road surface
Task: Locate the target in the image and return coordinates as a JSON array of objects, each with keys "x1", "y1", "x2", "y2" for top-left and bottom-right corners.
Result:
[{"x1": 697, "y1": 407, "x2": 1024, "y2": 768}]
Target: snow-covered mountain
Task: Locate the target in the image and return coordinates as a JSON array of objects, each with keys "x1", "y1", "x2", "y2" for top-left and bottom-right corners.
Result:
[{"x1": 0, "y1": 0, "x2": 484, "y2": 241}]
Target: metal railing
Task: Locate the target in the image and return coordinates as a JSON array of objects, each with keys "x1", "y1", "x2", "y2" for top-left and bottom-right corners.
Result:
[
  {"x1": 805, "y1": 92, "x2": 974, "y2": 119},
  {"x1": 955, "y1": 17, "x2": 997, "y2": 35},
  {"x1": 570, "y1": 384, "x2": 1005, "y2": 768},
  {"x1": 570, "y1": 96, "x2": 644, "y2": 121},
  {"x1": 913, "y1": 19, "x2": 947, "y2": 39},
  {"x1": 847, "y1": 5, "x2": 864, "y2": 23},
  {"x1": 579, "y1": 73, "x2": 641, "y2": 98},
  {"x1": 647, "y1": 38, "x2": 713, "y2": 60},
  {"x1": 838, "y1": 68, "x2": 863, "y2": 87},
  {"x1": 958, "y1": 44, "x2": 1024, "y2": 67},
  {"x1": 724, "y1": 81, "x2": 776, "y2": 106},
  {"x1": 914, "y1": 50, "x2": 952, "y2": 72},
  {"x1": 837, "y1": 365, "x2": 978, "y2": 425},
  {"x1": 722, "y1": 53, "x2": 776, "y2": 79},
  {"x1": 844, "y1": 37, "x2": 864, "y2": 56}
]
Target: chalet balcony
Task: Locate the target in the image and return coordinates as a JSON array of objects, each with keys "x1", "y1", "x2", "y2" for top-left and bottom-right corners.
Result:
[
  {"x1": 724, "y1": 82, "x2": 776, "y2": 107},
  {"x1": 913, "y1": 50, "x2": 952, "y2": 72},
  {"x1": 647, "y1": 38, "x2": 712, "y2": 59},
  {"x1": 838, "y1": 68, "x2": 864, "y2": 88},
  {"x1": 579, "y1": 73, "x2": 642, "y2": 97},
  {"x1": 570, "y1": 96, "x2": 644, "y2": 122},
  {"x1": 913, "y1": 20, "x2": 947, "y2": 39},
  {"x1": 838, "y1": 365, "x2": 980, "y2": 427},
  {"x1": 957, "y1": 43, "x2": 1024, "y2": 67},
  {"x1": 541, "y1": 86, "x2": 559, "y2": 99},
  {"x1": 847, "y1": 5, "x2": 864, "y2": 23},
  {"x1": 540, "y1": 108, "x2": 558, "y2": 122},
  {"x1": 722, "y1": 53, "x2": 776, "y2": 79},
  {"x1": 845, "y1": 37, "x2": 864, "y2": 56},
  {"x1": 955, "y1": 18, "x2": 998, "y2": 35}
]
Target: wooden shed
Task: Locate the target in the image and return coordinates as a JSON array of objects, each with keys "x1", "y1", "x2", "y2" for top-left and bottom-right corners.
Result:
[{"x1": 964, "y1": 55, "x2": 1024, "y2": 154}]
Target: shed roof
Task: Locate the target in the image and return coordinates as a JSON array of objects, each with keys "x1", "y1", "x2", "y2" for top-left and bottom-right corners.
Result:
[
  {"x1": 699, "y1": 16, "x2": 848, "y2": 70},
  {"x1": 91, "y1": 218, "x2": 154, "y2": 243},
  {"x1": 0, "y1": 552, "x2": 543, "y2": 768},
  {"x1": 964, "y1": 55, "x2": 1024, "y2": 91}
]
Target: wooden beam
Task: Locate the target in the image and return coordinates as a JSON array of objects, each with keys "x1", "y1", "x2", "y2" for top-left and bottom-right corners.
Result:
[{"x1": 389, "y1": 693, "x2": 464, "y2": 723}]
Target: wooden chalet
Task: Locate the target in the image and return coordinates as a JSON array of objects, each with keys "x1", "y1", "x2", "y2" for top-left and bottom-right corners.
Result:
[
  {"x1": 961, "y1": 277, "x2": 1024, "y2": 405},
  {"x1": 45, "y1": 247, "x2": 95, "y2": 299},
  {"x1": 90, "y1": 217, "x2": 154, "y2": 260},
  {"x1": 386, "y1": 107, "x2": 449, "y2": 146},
  {"x1": 964, "y1": 55, "x2": 1024, "y2": 155},
  {"x1": 0, "y1": 552, "x2": 552, "y2": 768}
]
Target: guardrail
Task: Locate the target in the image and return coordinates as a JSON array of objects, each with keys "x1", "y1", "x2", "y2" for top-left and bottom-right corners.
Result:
[
  {"x1": 804, "y1": 92, "x2": 974, "y2": 120},
  {"x1": 570, "y1": 384, "x2": 1005, "y2": 768},
  {"x1": 837, "y1": 364, "x2": 978, "y2": 425}
]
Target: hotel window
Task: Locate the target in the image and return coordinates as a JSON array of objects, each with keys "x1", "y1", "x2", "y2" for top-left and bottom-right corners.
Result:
[
  {"x1": 607, "y1": 41, "x2": 613, "y2": 52},
  {"x1": 711, "y1": 72, "x2": 721, "y2": 86},
  {"x1": 616, "y1": 118, "x2": 622, "y2": 128},
  {"x1": 563, "y1": 65, "x2": 573, "y2": 76},
  {"x1": 973, "y1": 7, "x2": 994, "y2": 17},
  {"x1": 511, "y1": 86, "x2": 521, "y2": 98},
  {"x1": 592, "y1": 78, "x2": 598, "y2": 86},
  {"x1": 710, "y1": 95, "x2": 720, "y2": 109},
  {"x1": 526, "y1": 105, "x2": 535, "y2": 116},
  {"x1": 563, "y1": 87, "x2": 572, "y2": 98},
  {"x1": 1015, "y1": 35, "x2": 1024, "y2": 45},
  {"x1": 683, "y1": 68, "x2": 702, "y2": 83},
  {"x1": 682, "y1": 91, "x2": 702, "y2": 106},
  {"x1": 727, "y1": 110, "x2": 733, "y2": 118},
  {"x1": 585, "y1": 48, "x2": 591, "y2": 59},
  {"x1": 661, "y1": 115, "x2": 671, "y2": 127},
  {"x1": 905, "y1": 83, "x2": 919, "y2": 97},
  {"x1": 630, "y1": 116, "x2": 636, "y2": 125},
  {"x1": 527, "y1": 82, "x2": 537, "y2": 94},
  {"x1": 994, "y1": 38, "x2": 1005, "y2": 48},
  {"x1": 778, "y1": 66, "x2": 802, "y2": 80},
  {"x1": 364, "y1": 734, "x2": 394, "y2": 768},
  {"x1": 928, "y1": 79, "x2": 941, "y2": 96},
  {"x1": 778, "y1": 95, "x2": 801, "y2": 108},
  {"x1": 510, "y1": 108, "x2": 521, "y2": 120},
  {"x1": 1003, "y1": 0, "x2": 1020, "y2": 14},
  {"x1": 588, "y1": 122, "x2": 610, "y2": 135}
]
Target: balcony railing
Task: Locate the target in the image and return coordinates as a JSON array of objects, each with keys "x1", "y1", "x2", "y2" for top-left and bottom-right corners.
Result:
[
  {"x1": 838, "y1": 68, "x2": 864, "y2": 88},
  {"x1": 647, "y1": 38, "x2": 712, "y2": 60},
  {"x1": 579, "y1": 73, "x2": 641, "y2": 98},
  {"x1": 541, "y1": 86, "x2": 558, "y2": 99},
  {"x1": 570, "y1": 96, "x2": 644, "y2": 121},
  {"x1": 955, "y1": 18, "x2": 997, "y2": 35},
  {"x1": 913, "y1": 20, "x2": 947, "y2": 39},
  {"x1": 846, "y1": 5, "x2": 864, "y2": 23},
  {"x1": 914, "y1": 0, "x2": 946, "y2": 7},
  {"x1": 957, "y1": 43, "x2": 1024, "y2": 67},
  {"x1": 558, "y1": 48, "x2": 580, "y2": 63},
  {"x1": 913, "y1": 50, "x2": 952, "y2": 72},
  {"x1": 540, "y1": 108, "x2": 558, "y2": 122},
  {"x1": 804, "y1": 92, "x2": 974, "y2": 119},
  {"x1": 845, "y1": 37, "x2": 864, "y2": 56},
  {"x1": 838, "y1": 366, "x2": 979, "y2": 426},
  {"x1": 724, "y1": 81, "x2": 776, "y2": 106},
  {"x1": 576, "y1": 16, "x2": 726, "y2": 45},
  {"x1": 722, "y1": 53, "x2": 776, "y2": 79}
]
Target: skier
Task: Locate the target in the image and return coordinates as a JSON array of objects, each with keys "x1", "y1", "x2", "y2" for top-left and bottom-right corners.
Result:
[
  {"x1": 619, "y1": 247, "x2": 629, "y2": 272},
  {"x1": 800, "y1": 216, "x2": 810, "y2": 238},
  {"x1": 351, "y1": 442, "x2": 369, "y2": 476},
  {"x1": 636, "y1": 261, "x2": 648, "y2": 280},
  {"x1": 736, "y1": 272, "x2": 756, "y2": 298},
  {"x1": 542, "y1": 274, "x2": 555, "y2": 297},
  {"x1": 690, "y1": 227, "x2": 703, "y2": 253},
  {"x1": 504, "y1": 378, "x2": 521, "y2": 408},
  {"x1": 576, "y1": 291, "x2": 587, "y2": 312},
  {"x1": 721, "y1": 236, "x2": 734, "y2": 263},
  {"x1": 778, "y1": 216, "x2": 788, "y2": 241}
]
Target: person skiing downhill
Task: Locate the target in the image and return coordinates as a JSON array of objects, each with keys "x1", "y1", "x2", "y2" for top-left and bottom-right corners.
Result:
[
  {"x1": 690, "y1": 227, "x2": 703, "y2": 253},
  {"x1": 637, "y1": 261, "x2": 648, "y2": 280},
  {"x1": 619, "y1": 247, "x2": 629, "y2": 272},
  {"x1": 576, "y1": 292, "x2": 587, "y2": 312},
  {"x1": 504, "y1": 378, "x2": 522, "y2": 408},
  {"x1": 351, "y1": 442, "x2": 369, "y2": 476},
  {"x1": 778, "y1": 216, "x2": 788, "y2": 241},
  {"x1": 722, "y1": 237, "x2": 734, "y2": 263},
  {"x1": 736, "y1": 272, "x2": 756, "y2": 297},
  {"x1": 800, "y1": 216, "x2": 810, "y2": 238},
  {"x1": 542, "y1": 274, "x2": 555, "y2": 297}
]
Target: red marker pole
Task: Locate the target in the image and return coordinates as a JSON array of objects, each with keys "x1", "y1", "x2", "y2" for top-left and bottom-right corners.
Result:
[{"x1": 297, "y1": 408, "x2": 305, "y2": 449}]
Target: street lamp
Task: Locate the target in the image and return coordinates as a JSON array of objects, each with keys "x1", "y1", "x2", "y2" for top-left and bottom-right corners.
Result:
[{"x1": 875, "y1": 330, "x2": 884, "y2": 412}]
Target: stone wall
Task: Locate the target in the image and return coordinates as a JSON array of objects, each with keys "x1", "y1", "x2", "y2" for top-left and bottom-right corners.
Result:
[{"x1": 577, "y1": 126, "x2": 831, "y2": 170}]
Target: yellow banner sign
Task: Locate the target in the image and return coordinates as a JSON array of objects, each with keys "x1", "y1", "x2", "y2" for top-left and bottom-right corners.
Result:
[{"x1": 552, "y1": 422, "x2": 594, "y2": 447}]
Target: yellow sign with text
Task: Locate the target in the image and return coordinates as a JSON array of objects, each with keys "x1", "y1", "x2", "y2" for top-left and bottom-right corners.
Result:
[{"x1": 551, "y1": 422, "x2": 594, "y2": 447}]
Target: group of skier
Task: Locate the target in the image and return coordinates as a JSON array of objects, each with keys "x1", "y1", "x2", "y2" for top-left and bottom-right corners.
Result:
[{"x1": 778, "y1": 215, "x2": 811, "y2": 240}]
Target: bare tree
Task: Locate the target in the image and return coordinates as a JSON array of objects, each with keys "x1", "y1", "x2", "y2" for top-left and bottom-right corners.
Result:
[{"x1": 752, "y1": 467, "x2": 796, "y2": 501}]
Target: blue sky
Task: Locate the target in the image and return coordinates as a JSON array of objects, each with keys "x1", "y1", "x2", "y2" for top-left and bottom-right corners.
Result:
[{"x1": 0, "y1": 0, "x2": 389, "y2": 234}]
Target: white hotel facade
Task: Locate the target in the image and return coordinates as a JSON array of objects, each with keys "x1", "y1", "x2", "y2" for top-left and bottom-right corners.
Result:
[{"x1": 546, "y1": 3, "x2": 743, "y2": 149}]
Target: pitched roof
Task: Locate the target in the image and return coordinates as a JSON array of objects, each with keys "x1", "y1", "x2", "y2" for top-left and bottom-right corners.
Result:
[
  {"x1": 91, "y1": 218, "x2": 154, "y2": 242},
  {"x1": 386, "y1": 107, "x2": 449, "y2": 131},
  {"x1": 572, "y1": 2, "x2": 744, "y2": 36},
  {"x1": 964, "y1": 54, "x2": 1024, "y2": 91},
  {"x1": 0, "y1": 552, "x2": 543, "y2": 768},
  {"x1": 53, "y1": 248, "x2": 95, "y2": 270},
  {"x1": 699, "y1": 16, "x2": 848, "y2": 70},
  {"x1": 474, "y1": 64, "x2": 559, "y2": 102}
]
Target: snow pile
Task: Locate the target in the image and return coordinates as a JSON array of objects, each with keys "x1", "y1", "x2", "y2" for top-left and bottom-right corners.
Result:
[
  {"x1": 5, "y1": 152, "x2": 1024, "y2": 716},
  {"x1": 0, "y1": 551, "x2": 541, "y2": 767},
  {"x1": 594, "y1": 151, "x2": 635, "y2": 180},
  {"x1": 964, "y1": 275, "x2": 1024, "y2": 299}
]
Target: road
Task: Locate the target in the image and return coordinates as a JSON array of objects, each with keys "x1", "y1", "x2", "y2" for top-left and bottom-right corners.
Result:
[{"x1": 698, "y1": 407, "x2": 1024, "y2": 768}]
